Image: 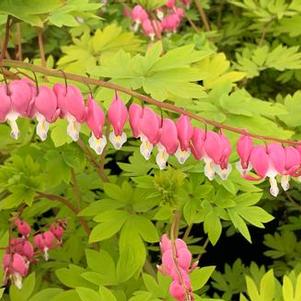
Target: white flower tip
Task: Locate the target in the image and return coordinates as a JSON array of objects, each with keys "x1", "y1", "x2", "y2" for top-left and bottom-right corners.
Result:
[
  {"x1": 175, "y1": 147, "x2": 190, "y2": 165},
  {"x1": 204, "y1": 162, "x2": 215, "y2": 181},
  {"x1": 67, "y1": 118, "x2": 81, "y2": 142},
  {"x1": 88, "y1": 134, "x2": 107, "y2": 155},
  {"x1": 156, "y1": 148, "x2": 169, "y2": 170},
  {"x1": 109, "y1": 132, "x2": 127, "y2": 150},
  {"x1": 140, "y1": 140, "x2": 153, "y2": 160},
  {"x1": 280, "y1": 175, "x2": 290, "y2": 191},
  {"x1": 14, "y1": 273, "x2": 23, "y2": 290},
  {"x1": 269, "y1": 177, "x2": 279, "y2": 197}
]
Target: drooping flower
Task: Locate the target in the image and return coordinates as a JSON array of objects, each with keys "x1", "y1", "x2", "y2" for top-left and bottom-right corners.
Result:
[
  {"x1": 156, "y1": 118, "x2": 178, "y2": 169},
  {"x1": 190, "y1": 127, "x2": 205, "y2": 160},
  {"x1": 247, "y1": 144, "x2": 285, "y2": 197},
  {"x1": 161, "y1": 13, "x2": 182, "y2": 33},
  {"x1": 53, "y1": 83, "x2": 86, "y2": 141},
  {"x1": 10, "y1": 238, "x2": 34, "y2": 261},
  {"x1": 280, "y1": 146, "x2": 300, "y2": 191},
  {"x1": 15, "y1": 219, "x2": 31, "y2": 238},
  {"x1": 33, "y1": 85, "x2": 60, "y2": 141},
  {"x1": 86, "y1": 95, "x2": 107, "y2": 155},
  {"x1": 181, "y1": 0, "x2": 191, "y2": 9},
  {"x1": 50, "y1": 223, "x2": 65, "y2": 243},
  {"x1": 0, "y1": 84, "x2": 11, "y2": 123},
  {"x1": 142, "y1": 19, "x2": 156, "y2": 40},
  {"x1": 175, "y1": 115, "x2": 193, "y2": 164},
  {"x1": 3, "y1": 253, "x2": 29, "y2": 289},
  {"x1": 107, "y1": 93, "x2": 128, "y2": 149},
  {"x1": 6, "y1": 79, "x2": 35, "y2": 139},
  {"x1": 236, "y1": 134, "x2": 253, "y2": 175},
  {"x1": 34, "y1": 231, "x2": 55, "y2": 261},
  {"x1": 129, "y1": 103, "x2": 143, "y2": 138},
  {"x1": 203, "y1": 131, "x2": 232, "y2": 180},
  {"x1": 139, "y1": 107, "x2": 160, "y2": 160},
  {"x1": 131, "y1": 5, "x2": 149, "y2": 31}
]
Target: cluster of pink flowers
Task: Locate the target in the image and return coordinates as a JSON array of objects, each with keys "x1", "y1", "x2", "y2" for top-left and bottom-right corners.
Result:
[
  {"x1": 158, "y1": 234, "x2": 195, "y2": 301},
  {"x1": 1, "y1": 79, "x2": 301, "y2": 197},
  {"x1": 236, "y1": 135, "x2": 301, "y2": 197},
  {"x1": 2, "y1": 218, "x2": 65, "y2": 289},
  {"x1": 128, "y1": 0, "x2": 190, "y2": 40}
]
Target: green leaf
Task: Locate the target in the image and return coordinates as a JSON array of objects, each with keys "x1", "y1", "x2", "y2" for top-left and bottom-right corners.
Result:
[
  {"x1": 10, "y1": 273, "x2": 36, "y2": 301},
  {"x1": 76, "y1": 287, "x2": 100, "y2": 301},
  {"x1": 29, "y1": 289, "x2": 63, "y2": 301},
  {"x1": 133, "y1": 216, "x2": 159, "y2": 243},
  {"x1": 204, "y1": 211, "x2": 222, "y2": 245},
  {"x1": 89, "y1": 210, "x2": 129, "y2": 243},
  {"x1": 228, "y1": 209, "x2": 251, "y2": 243},
  {"x1": 190, "y1": 266, "x2": 216, "y2": 291},
  {"x1": 99, "y1": 286, "x2": 117, "y2": 301},
  {"x1": 52, "y1": 290, "x2": 81, "y2": 301}
]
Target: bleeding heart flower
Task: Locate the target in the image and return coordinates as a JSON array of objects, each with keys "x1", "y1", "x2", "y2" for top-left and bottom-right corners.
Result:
[
  {"x1": 203, "y1": 131, "x2": 232, "y2": 180},
  {"x1": 10, "y1": 238, "x2": 34, "y2": 261},
  {"x1": 53, "y1": 83, "x2": 86, "y2": 141},
  {"x1": 50, "y1": 223, "x2": 64, "y2": 242},
  {"x1": 162, "y1": 13, "x2": 181, "y2": 33},
  {"x1": 190, "y1": 128, "x2": 205, "y2": 160},
  {"x1": 175, "y1": 115, "x2": 193, "y2": 164},
  {"x1": 181, "y1": 0, "x2": 191, "y2": 9},
  {"x1": 86, "y1": 95, "x2": 107, "y2": 155},
  {"x1": 236, "y1": 135, "x2": 253, "y2": 175},
  {"x1": 139, "y1": 107, "x2": 160, "y2": 160},
  {"x1": 280, "y1": 146, "x2": 300, "y2": 191},
  {"x1": 107, "y1": 93, "x2": 128, "y2": 149},
  {"x1": 156, "y1": 118, "x2": 178, "y2": 169},
  {"x1": 34, "y1": 86, "x2": 60, "y2": 141},
  {"x1": 34, "y1": 231, "x2": 55, "y2": 261},
  {"x1": 5, "y1": 79, "x2": 35, "y2": 139},
  {"x1": 3, "y1": 253, "x2": 29, "y2": 289},
  {"x1": 247, "y1": 144, "x2": 285, "y2": 197},
  {"x1": 129, "y1": 103, "x2": 143, "y2": 138},
  {"x1": 131, "y1": 5, "x2": 149, "y2": 31},
  {"x1": 142, "y1": 19, "x2": 155, "y2": 40}
]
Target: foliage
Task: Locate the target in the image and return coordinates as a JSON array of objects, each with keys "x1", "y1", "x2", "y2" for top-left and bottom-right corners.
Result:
[{"x1": 0, "y1": 0, "x2": 301, "y2": 300}]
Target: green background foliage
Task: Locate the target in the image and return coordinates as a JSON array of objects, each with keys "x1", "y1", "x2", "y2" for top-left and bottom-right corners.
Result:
[{"x1": 1, "y1": 0, "x2": 301, "y2": 300}]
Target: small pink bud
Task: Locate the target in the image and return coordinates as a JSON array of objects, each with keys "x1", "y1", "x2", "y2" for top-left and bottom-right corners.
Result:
[
  {"x1": 15, "y1": 219, "x2": 31, "y2": 237},
  {"x1": 129, "y1": 103, "x2": 143, "y2": 138}
]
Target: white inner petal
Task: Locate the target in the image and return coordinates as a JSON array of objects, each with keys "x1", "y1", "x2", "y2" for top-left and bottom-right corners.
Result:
[
  {"x1": 235, "y1": 161, "x2": 252, "y2": 176},
  {"x1": 13, "y1": 272, "x2": 23, "y2": 290},
  {"x1": 36, "y1": 113, "x2": 49, "y2": 141},
  {"x1": 156, "y1": 145, "x2": 169, "y2": 170},
  {"x1": 269, "y1": 177, "x2": 279, "y2": 197},
  {"x1": 109, "y1": 132, "x2": 127, "y2": 150},
  {"x1": 88, "y1": 133, "x2": 107, "y2": 155},
  {"x1": 204, "y1": 157, "x2": 215, "y2": 181},
  {"x1": 175, "y1": 147, "x2": 190, "y2": 164},
  {"x1": 6, "y1": 112, "x2": 20, "y2": 140},
  {"x1": 66, "y1": 115, "x2": 81, "y2": 142},
  {"x1": 215, "y1": 163, "x2": 232, "y2": 180},
  {"x1": 44, "y1": 247, "x2": 49, "y2": 261},
  {"x1": 280, "y1": 175, "x2": 290, "y2": 191},
  {"x1": 140, "y1": 138, "x2": 153, "y2": 160}
]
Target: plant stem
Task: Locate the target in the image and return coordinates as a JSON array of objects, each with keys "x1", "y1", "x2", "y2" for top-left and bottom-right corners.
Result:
[
  {"x1": 144, "y1": 258, "x2": 157, "y2": 277},
  {"x1": 183, "y1": 224, "x2": 192, "y2": 241},
  {"x1": 1, "y1": 59, "x2": 300, "y2": 146},
  {"x1": 99, "y1": 122, "x2": 110, "y2": 182},
  {"x1": 71, "y1": 168, "x2": 82, "y2": 209},
  {"x1": 194, "y1": 0, "x2": 210, "y2": 32},
  {"x1": 77, "y1": 138, "x2": 109, "y2": 182},
  {"x1": 36, "y1": 191, "x2": 90, "y2": 235},
  {"x1": 37, "y1": 28, "x2": 46, "y2": 67},
  {"x1": 0, "y1": 16, "x2": 11, "y2": 61},
  {"x1": 16, "y1": 23, "x2": 22, "y2": 61}
]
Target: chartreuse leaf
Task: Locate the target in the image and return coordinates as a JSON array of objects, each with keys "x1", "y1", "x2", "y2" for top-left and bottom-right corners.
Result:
[
  {"x1": 76, "y1": 288, "x2": 100, "y2": 301},
  {"x1": 243, "y1": 270, "x2": 276, "y2": 301},
  {"x1": 89, "y1": 210, "x2": 129, "y2": 242},
  {"x1": 132, "y1": 215, "x2": 159, "y2": 243},
  {"x1": 190, "y1": 266, "x2": 216, "y2": 291},
  {"x1": 29, "y1": 289, "x2": 63, "y2": 301},
  {"x1": 55, "y1": 264, "x2": 95, "y2": 289},
  {"x1": 117, "y1": 218, "x2": 146, "y2": 282},
  {"x1": 0, "y1": 0, "x2": 63, "y2": 26},
  {"x1": 84, "y1": 249, "x2": 116, "y2": 285},
  {"x1": 52, "y1": 290, "x2": 81, "y2": 301},
  {"x1": 10, "y1": 273, "x2": 35, "y2": 301},
  {"x1": 204, "y1": 210, "x2": 222, "y2": 245},
  {"x1": 99, "y1": 286, "x2": 117, "y2": 301},
  {"x1": 91, "y1": 43, "x2": 209, "y2": 102}
]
